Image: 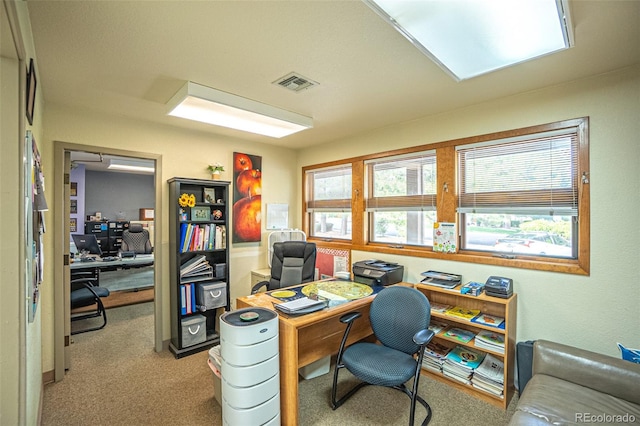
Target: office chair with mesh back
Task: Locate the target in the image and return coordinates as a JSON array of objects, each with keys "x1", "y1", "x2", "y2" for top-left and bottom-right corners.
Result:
[
  {"x1": 121, "y1": 223, "x2": 152, "y2": 254},
  {"x1": 331, "y1": 286, "x2": 435, "y2": 426},
  {"x1": 70, "y1": 273, "x2": 110, "y2": 334},
  {"x1": 251, "y1": 241, "x2": 316, "y2": 294}
]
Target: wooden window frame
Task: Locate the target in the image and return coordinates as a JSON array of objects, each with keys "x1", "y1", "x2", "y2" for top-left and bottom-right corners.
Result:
[{"x1": 302, "y1": 117, "x2": 590, "y2": 275}]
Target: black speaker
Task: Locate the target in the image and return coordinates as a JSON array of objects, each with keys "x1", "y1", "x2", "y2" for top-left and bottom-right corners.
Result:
[{"x1": 517, "y1": 340, "x2": 535, "y2": 394}]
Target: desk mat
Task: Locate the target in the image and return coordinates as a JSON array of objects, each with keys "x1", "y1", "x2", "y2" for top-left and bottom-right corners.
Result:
[{"x1": 268, "y1": 281, "x2": 385, "y2": 302}]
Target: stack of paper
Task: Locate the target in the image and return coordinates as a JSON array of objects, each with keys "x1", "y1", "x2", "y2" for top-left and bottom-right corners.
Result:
[
  {"x1": 471, "y1": 354, "x2": 504, "y2": 397},
  {"x1": 422, "y1": 341, "x2": 452, "y2": 373},
  {"x1": 443, "y1": 345, "x2": 485, "y2": 384},
  {"x1": 474, "y1": 330, "x2": 506, "y2": 353},
  {"x1": 274, "y1": 297, "x2": 325, "y2": 315}
]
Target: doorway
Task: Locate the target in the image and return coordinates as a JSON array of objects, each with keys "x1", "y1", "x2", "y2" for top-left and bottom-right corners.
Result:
[{"x1": 53, "y1": 141, "x2": 163, "y2": 380}]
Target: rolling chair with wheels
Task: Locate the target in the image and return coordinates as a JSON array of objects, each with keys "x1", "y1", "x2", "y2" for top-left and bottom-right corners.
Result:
[
  {"x1": 70, "y1": 273, "x2": 110, "y2": 335},
  {"x1": 251, "y1": 241, "x2": 316, "y2": 294},
  {"x1": 121, "y1": 223, "x2": 153, "y2": 254},
  {"x1": 331, "y1": 286, "x2": 435, "y2": 426}
]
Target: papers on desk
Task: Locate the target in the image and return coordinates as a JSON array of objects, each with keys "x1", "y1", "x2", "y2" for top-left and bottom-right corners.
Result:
[{"x1": 274, "y1": 297, "x2": 326, "y2": 315}]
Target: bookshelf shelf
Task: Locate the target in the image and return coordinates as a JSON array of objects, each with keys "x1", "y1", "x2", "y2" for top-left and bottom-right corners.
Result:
[
  {"x1": 168, "y1": 178, "x2": 231, "y2": 359},
  {"x1": 414, "y1": 283, "x2": 517, "y2": 409}
]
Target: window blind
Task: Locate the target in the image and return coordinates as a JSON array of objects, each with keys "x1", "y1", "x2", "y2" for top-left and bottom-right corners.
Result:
[
  {"x1": 365, "y1": 151, "x2": 437, "y2": 211},
  {"x1": 457, "y1": 130, "x2": 578, "y2": 215},
  {"x1": 305, "y1": 164, "x2": 352, "y2": 211}
]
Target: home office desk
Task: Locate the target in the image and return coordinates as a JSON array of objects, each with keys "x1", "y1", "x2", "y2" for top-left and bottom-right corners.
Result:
[{"x1": 236, "y1": 282, "x2": 399, "y2": 426}]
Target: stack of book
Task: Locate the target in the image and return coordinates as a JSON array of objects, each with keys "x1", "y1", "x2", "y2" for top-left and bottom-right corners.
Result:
[
  {"x1": 444, "y1": 306, "x2": 481, "y2": 322},
  {"x1": 471, "y1": 354, "x2": 504, "y2": 397},
  {"x1": 180, "y1": 255, "x2": 213, "y2": 284},
  {"x1": 428, "y1": 320, "x2": 449, "y2": 335},
  {"x1": 474, "y1": 330, "x2": 506, "y2": 353},
  {"x1": 471, "y1": 313, "x2": 505, "y2": 329},
  {"x1": 422, "y1": 341, "x2": 452, "y2": 373},
  {"x1": 419, "y1": 270, "x2": 462, "y2": 289},
  {"x1": 443, "y1": 345, "x2": 485, "y2": 384},
  {"x1": 430, "y1": 302, "x2": 452, "y2": 314},
  {"x1": 442, "y1": 327, "x2": 476, "y2": 343}
]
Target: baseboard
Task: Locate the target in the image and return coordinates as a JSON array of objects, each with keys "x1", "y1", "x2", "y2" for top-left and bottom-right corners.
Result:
[{"x1": 42, "y1": 369, "x2": 55, "y2": 385}]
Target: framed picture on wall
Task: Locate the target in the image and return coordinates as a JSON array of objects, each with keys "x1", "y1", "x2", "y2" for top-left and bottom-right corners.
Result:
[
  {"x1": 70, "y1": 182, "x2": 77, "y2": 197},
  {"x1": 70, "y1": 218, "x2": 77, "y2": 233},
  {"x1": 70, "y1": 199, "x2": 77, "y2": 214}
]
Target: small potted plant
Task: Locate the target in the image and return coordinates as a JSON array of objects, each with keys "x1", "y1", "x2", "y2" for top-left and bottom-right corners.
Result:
[{"x1": 207, "y1": 163, "x2": 225, "y2": 180}]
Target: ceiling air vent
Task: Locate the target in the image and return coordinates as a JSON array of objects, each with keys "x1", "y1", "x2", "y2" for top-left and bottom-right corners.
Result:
[{"x1": 273, "y1": 72, "x2": 318, "y2": 92}]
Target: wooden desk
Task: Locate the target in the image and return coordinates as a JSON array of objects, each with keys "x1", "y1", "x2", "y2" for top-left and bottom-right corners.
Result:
[{"x1": 236, "y1": 286, "x2": 379, "y2": 426}]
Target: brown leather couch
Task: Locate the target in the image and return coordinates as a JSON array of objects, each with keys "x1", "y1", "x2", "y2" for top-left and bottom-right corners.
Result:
[{"x1": 509, "y1": 340, "x2": 640, "y2": 425}]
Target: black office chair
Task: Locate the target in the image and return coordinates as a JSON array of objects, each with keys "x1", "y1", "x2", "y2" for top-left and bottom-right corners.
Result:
[
  {"x1": 121, "y1": 223, "x2": 152, "y2": 254},
  {"x1": 70, "y1": 272, "x2": 110, "y2": 334},
  {"x1": 331, "y1": 286, "x2": 435, "y2": 426},
  {"x1": 251, "y1": 241, "x2": 316, "y2": 294}
]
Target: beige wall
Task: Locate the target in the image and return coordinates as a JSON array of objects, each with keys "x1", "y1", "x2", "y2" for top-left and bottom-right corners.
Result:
[
  {"x1": 1, "y1": 2, "x2": 45, "y2": 425},
  {"x1": 297, "y1": 65, "x2": 640, "y2": 356},
  {"x1": 39, "y1": 104, "x2": 298, "y2": 372}
]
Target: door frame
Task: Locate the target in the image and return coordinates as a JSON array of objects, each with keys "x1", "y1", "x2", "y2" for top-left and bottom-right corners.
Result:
[{"x1": 53, "y1": 141, "x2": 163, "y2": 381}]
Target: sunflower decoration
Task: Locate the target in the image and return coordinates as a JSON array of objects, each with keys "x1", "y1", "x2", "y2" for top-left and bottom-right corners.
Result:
[{"x1": 178, "y1": 193, "x2": 196, "y2": 208}]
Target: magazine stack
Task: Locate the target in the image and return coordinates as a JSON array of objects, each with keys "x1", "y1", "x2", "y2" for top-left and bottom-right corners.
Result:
[
  {"x1": 474, "y1": 330, "x2": 506, "y2": 353},
  {"x1": 442, "y1": 345, "x2": 485, "y2": 384},
  {"x1": 422, "y1": 341, "x2": 452, "y2": 373},
  {"x1": 471, "y1": 354, "x2": 505, "y2": 397}
]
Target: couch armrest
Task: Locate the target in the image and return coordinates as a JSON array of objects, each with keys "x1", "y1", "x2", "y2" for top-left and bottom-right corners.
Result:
[{"x1": 533, "y1": 339, "x2": 640, "y2": 405}]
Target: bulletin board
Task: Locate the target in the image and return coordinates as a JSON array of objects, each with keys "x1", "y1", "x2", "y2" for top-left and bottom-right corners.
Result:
[{"x1": 316, "y1": 247, "x2": 350, "y2": 279}]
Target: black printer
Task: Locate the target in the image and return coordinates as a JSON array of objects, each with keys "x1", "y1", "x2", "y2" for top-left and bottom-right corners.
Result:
[{"x1": 352, "y1": 260, "x2": 404, "y2": 286}]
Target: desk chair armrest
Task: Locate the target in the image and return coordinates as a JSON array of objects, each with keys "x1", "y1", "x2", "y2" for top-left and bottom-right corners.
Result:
[
  {"x1": 339, "y1": 311, "x2": 362, "y2": 324},
  {"x1": 336, "y1": 311, "x2": 363, "y2": 367},
  {"x1": 413, "y1": 329, "x2": 435, "y2": 346},
  {"x1": 70, "y1": 277, "x2": 99, "y2": 291},
  {"x1": 251, "y1": 280, "x2": 269, "y2": 294}
]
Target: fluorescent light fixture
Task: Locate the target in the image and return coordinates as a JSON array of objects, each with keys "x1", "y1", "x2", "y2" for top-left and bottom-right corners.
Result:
[
  {"x1": 108, "y1": 158, "x2": 155, "y2": 173},
  {"x1": 364, "y1": 0, "x2": 573, "y2": 81},
  {"x1": 167, "y1": 82, "x2": 313, "y2": 138}
]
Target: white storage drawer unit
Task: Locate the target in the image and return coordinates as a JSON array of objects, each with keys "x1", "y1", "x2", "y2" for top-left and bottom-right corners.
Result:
[{"x1": 220, "y1": 307, "x2": 280, "y2": 426}]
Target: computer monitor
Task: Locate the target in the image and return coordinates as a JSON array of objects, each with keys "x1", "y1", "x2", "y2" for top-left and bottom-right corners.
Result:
[{"x1": 72, "y1": 234, "x2": 103, "y2": 257}]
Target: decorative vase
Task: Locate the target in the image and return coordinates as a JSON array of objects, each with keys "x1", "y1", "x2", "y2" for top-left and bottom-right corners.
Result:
[{"x1": 212, "y1": 172, "x2": 221, "y2": 180}]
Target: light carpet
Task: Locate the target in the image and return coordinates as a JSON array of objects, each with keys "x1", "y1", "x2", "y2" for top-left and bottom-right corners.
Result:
[{"x1": 42, "y1": 302, "x2": 518, "y2": 425}]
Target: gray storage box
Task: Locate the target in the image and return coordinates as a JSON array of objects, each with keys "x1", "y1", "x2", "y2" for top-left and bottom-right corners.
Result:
[
  {"x1": 215, "y1": 263, "x2": 226, "y2": 278},
  {"x1": 181, "y1": 314, "x2": 206, "y2": 347},
  {"x1": 196, "y1": 282, "x2": 227, "y2": 310}
]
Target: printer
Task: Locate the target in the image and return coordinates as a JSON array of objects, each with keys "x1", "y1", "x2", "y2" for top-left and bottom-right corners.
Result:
[{"x1": 352, "y1": 259, "x2": 404, "y2": 286}]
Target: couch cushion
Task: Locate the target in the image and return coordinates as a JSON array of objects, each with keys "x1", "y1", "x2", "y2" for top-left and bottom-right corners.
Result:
[{"x1": 513, "y1": 374, "x2": 640, "y2": 425}]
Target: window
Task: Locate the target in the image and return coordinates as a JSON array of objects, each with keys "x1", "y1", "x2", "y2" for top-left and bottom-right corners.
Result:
[
  {"x1": 457, "y1": 129, "x2": 579, "y2": 259},
  {"x1": 303, "y1": 117, "x2": 589, "y2": 275},
  {"x1": 305, "y1": 164, "x2": 352, "y2": 240},
  {"x1": 366, "y1": 152, "x2": 437, "y2": 246}
]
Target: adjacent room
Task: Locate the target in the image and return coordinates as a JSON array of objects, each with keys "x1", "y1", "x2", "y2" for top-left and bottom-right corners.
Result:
[{"x1": 2, "y1": 1, "x2": 639, "y2": 425}]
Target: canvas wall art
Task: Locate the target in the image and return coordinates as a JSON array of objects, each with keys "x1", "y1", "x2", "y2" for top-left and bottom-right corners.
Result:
[{"x1": 232, "y1": 152, "x2": 262, "y2": 243}]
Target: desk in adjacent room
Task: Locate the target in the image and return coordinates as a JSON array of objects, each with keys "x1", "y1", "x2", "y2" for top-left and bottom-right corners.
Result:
[
  {"x1": 70, "y1": 255, "x2": 155, "y2": 290},
  {"x1": 236, "y1": 282, "x2": 389, "y2": 426},
  {"x1": 70, "y1": 254, "x2": 154, "y2": 271}
]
